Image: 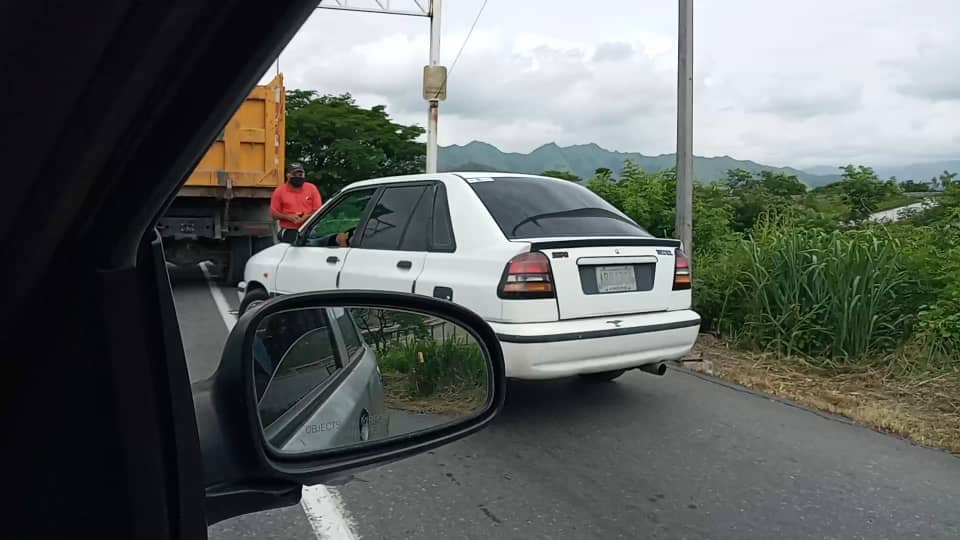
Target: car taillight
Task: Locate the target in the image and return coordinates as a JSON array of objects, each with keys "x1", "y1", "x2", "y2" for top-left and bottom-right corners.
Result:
[
  {"x1": 498, "y1": 252, "x2": 555, "y2": 299},
  {"x1": 673, "y1": 248, "x2": 691, "y2": 290}
]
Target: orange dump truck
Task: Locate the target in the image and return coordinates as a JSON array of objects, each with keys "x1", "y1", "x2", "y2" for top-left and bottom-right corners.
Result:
[{"x1": 159, "y1": 74, "x2": 285, "y2": 283}]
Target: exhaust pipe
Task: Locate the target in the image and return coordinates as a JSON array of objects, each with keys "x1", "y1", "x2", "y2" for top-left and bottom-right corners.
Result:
[{"x1": 637, "y1": 362, "x2": 666, "y2": 376}]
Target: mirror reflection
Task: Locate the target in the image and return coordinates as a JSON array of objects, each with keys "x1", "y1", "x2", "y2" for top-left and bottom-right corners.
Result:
[{"x1": 253, "y1": 306, "x2": 491, "y2": 455}]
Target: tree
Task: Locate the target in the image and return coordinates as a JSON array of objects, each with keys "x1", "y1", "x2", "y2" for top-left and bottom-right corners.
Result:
[
  {"x1": 938, "y1": 170, "x2": 957, "y2": 190},
  {"x1": 901, "y1": 180, "x2": 932, "y2": 193},
  {"x1": 350, "y1": 308, "x2": 429, "y2": 354},
  {"x1": 719, "y1": 169, "x2": 806, "y2": 232},
  {"x1": 837, "y1": 165, "x2": 901, "y2": 222},
  {"x1": 285, "y1": 91, "x2": 425, "y2": 197},
  {"x1": 541, "y1": 169, "x2": 582, "y2": 182},
  {"x1": 586, "y1": 160, "x2": 735, "y2": 255},
  {"x1": 759, "y1": 171, "x2": 807, "y2": 197},
  {"x1": 722, "y1": 168, "x2": 758, "y2": 191}
]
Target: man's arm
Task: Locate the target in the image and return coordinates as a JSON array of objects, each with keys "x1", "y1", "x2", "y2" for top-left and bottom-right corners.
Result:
[{"x1": 311, "y1": 184, "x2": 323, "y2": 212}]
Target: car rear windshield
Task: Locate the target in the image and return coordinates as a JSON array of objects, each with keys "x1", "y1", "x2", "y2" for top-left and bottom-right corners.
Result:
[{"x1": 468, "y1": 176, "x2": 650, "y2": 239}]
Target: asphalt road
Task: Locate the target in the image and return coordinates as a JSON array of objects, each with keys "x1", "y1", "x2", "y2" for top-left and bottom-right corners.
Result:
[{"x1": 173, "y1": 266, "x2": 960, "y2": 540}]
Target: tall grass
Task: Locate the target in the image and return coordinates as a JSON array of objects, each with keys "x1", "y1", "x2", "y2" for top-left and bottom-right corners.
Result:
[
  {"x1": 698, "y1": 214, "x2": 928, "y2": 368},
  {"x1": 379, "y1": 337, "x2": 488, "y2": 397}
]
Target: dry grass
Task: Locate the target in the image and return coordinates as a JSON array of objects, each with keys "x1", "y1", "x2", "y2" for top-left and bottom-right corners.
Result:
[
  {"x1": 381, "y1": 371, "x2": 487, "y2": 417},
  {"x1": 681, "y1": 335, "x2": 960, "y2": 454}
]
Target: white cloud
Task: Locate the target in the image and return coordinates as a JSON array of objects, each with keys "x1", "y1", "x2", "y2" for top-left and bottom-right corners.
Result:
[
  {"x1": 888, "y1": 34, "x2": 960, "y2": 102},
  {"x1": 266, "y1": 0, "x2": 960, "y2": 168}
]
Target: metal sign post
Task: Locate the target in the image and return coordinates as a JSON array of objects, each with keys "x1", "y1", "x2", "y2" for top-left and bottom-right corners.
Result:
[{"x1": 675, "y1": 0, "x2": 694, "y2": 264}]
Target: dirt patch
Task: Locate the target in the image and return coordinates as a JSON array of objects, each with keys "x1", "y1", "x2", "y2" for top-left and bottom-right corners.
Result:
[
  {"x1": 381, "y1": 371, "x2": 487, "y2": 417},
  {"x1": 680, "y1": 335, "x2": 960, "y2": 454}
]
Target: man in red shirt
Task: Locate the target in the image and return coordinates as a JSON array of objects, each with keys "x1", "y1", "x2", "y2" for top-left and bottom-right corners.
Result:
[{"x1": 271, "y1": 163, "x2": 323, "y2": 243}]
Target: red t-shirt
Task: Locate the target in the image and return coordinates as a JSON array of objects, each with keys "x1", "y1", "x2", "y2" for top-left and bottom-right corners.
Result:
[{"x1": 271, "y1": 182, "x2": 323, "y2": 229}]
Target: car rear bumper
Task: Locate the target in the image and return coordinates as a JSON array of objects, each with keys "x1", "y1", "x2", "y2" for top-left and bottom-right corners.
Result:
[{"x1": 488, "y1": 309, "x2": 701, "y2": 379}]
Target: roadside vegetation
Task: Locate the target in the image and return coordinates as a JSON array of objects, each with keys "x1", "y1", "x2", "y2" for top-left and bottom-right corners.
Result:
[
  {"x1": 585, "y1": 163, "x2": 960, "y2": 452},
  {"x1": 379, "y1": 338, "x2": 489, "y2": 416},
  {"x1": 348, "y1": 308, "x2": 488, "y2": 417}
]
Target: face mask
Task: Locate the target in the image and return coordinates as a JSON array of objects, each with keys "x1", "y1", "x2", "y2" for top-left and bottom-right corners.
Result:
[{"x1": 289, "y1": 176, "x2": 305, "y2": 187}]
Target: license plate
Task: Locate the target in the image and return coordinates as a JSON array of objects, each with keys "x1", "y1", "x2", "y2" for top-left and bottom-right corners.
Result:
[{"x1": 595, "y1": 265, "x2": 637, "y2": 293}]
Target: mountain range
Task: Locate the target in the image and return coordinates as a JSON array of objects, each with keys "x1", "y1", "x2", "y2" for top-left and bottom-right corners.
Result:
[
  {"x1": 438, "y1": 141, "x2": 957, "y2": 188},
  {"x1": 806, "y1": 161, "x2": 960, "y2": 182}
]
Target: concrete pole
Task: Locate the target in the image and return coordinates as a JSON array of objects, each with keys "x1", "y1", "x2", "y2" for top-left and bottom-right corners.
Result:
[
  {"x1": 425, "y1": 0, "x2": 442, "y2": 173},
  {"x1": 675, "y1": 0, "x2": 694, "y2": 262}
]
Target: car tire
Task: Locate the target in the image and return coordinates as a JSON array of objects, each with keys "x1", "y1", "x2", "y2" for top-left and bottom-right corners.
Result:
[
  {"x1": 578, "y1": 369, "x2": 627, "y2": 382},
  {"x1": 239, "y1": 287, "x2": 269, "y2": 316}
]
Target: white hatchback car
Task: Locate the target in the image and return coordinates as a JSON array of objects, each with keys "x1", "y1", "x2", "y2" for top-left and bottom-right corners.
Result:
[{"x1": 240, "y1": 172, "x2": 700, "y2": 381}]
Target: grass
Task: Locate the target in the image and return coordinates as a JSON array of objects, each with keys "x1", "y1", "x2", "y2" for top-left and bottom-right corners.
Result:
[
  {"x1": 707, "y1": 219, "x2": 920, "y2": 364},
  {"x1": 381, "y1": 371, "x2": 487, "y2": 416},
  {"x1": 378, "y1": 337, "x2": 489, "y2": 416},
  {"x1": 683, "y1": 336, "x2": 960, "y2": 454}
]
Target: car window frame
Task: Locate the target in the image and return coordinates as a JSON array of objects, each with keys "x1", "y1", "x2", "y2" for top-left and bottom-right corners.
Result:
[
  {"x1": 328, "y1": 307, "x2": 367, "y2": 366},
  {"x1": 429, "y1": 182, "x2": 457, "y2": 253},
  {"x1": 295, "y1": 187, "x2": 380, "y2": 248},
  {"x1": 395, "y1": 184, "x2": 435, "y2": 252},
  {"x1": 353, "y1": 183, "x2": 430, "y2": 252},
  {"x1": 351, "y1": 180, "x2": 447, "y2": 253}
]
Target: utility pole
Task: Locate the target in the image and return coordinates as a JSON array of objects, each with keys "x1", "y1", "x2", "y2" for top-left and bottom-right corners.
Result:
[
  {"x1": 425, "y1": 0, "x2": 442, "y2": 173},
  {"x1": 315, "y1": 1, "x2": 441, "y2": 171},
  {"x1": 675, "y1": 0, "x2": 694, "y2": 263}
]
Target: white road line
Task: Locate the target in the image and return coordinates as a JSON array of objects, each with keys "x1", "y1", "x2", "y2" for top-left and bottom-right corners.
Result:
[
  {"x1": 198, "y1": 262, "x2": 237, "y2": 331},
  {"x1": 301, "y1": 485, "x2": 358, "y2": 540},
  {"x1": 198, "y1": 262, "x2": 359, "y2": 540}
]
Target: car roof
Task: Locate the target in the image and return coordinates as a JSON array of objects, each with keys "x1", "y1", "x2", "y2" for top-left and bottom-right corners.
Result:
[{"x1": 343, "y1": 171, "x2": 568, "y2": 191}]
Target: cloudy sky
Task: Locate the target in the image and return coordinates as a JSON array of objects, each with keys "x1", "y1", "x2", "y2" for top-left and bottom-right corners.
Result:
[{"x1": 262, "y1": 0, "x2": 959, "y2": 169}]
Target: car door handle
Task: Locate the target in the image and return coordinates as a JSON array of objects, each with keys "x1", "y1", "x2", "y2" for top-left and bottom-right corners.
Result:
[
  {"x1": 396, "y1": 260, "x2": 412, "y2": 270},
  {"x1": 326, "y1": 256, "x2": 339, "y2": 264}
]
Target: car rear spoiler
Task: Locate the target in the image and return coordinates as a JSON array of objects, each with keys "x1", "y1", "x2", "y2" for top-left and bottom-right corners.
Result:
[{"x1": 528, "y1": 238, "x2": 682, "y2": 250}]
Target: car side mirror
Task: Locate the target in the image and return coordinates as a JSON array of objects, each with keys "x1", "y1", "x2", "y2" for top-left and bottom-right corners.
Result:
[{"x1": 194, "y1": 291, "x2": 506, "y2": 525}]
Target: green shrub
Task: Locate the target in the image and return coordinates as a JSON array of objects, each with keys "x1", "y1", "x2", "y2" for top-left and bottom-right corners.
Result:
[
  {"x1": 379, "y1": 338, "x2": 488, "y2": 397},
  {"x1": 700, "y1": 215, "x2": 922, "y2": 366},
  {"x1": 587, "y1": 162, "x2": 960, "y2": 374}
]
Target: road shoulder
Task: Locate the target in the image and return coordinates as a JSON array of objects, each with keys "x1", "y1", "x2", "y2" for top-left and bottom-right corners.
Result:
[{"x1": 680, "y1": 335, "x2": 960, "y2": 455}]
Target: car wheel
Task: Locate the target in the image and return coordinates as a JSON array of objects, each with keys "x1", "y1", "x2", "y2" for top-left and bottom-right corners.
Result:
[
  {"x1": 578, "y1": 369, "x2": 626, "y2": 382},
  {"x1": 239, "y1": 287, "x2": 269, "y2": 316}
]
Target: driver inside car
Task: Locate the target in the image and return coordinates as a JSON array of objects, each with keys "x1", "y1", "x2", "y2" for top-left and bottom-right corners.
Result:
[{"x1": 316, "y1": 227, "x2": 355, "y2": 248}]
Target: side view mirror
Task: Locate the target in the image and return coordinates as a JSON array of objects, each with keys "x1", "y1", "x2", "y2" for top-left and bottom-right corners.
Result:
[{"x1": 194, "y1": 291, "x2": 506, "y2": 525}]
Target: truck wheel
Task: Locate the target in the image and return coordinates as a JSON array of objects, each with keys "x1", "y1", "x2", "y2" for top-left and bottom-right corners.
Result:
[
  {"x1": 227, "y1": 237, "x2": 252, "y2": 286},
  {"x1": 578, "y1": 369, "x2": 626, "y2": 383},
  {"x1": 239, "y1": 287, "x2": 269, "y2": 316}
]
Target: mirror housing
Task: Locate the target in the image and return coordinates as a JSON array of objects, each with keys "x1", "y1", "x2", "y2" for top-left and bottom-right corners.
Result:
[{"x1": 194, "y1": 291, "x2": 506, "y2": 525}]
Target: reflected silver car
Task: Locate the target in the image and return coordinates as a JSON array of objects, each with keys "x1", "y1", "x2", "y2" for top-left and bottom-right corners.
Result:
[{"x1": 254, "y1": 307, "x2": 389, "y2": 453}]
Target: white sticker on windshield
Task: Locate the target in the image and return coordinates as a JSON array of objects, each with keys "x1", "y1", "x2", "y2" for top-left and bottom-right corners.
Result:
[{"x1": 465, "y1": 177, "x2": 495, "y2": 183}]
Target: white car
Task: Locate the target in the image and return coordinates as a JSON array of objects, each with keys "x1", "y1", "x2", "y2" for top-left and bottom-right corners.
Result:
[{"x1": 240, "y1": 172, "x2": 700, "y2": 381}]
